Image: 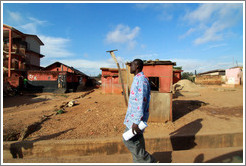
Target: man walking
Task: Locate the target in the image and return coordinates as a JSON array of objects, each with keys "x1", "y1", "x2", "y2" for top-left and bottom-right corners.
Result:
[{"x1": 123, "y1": 59, "x2": 156, "y2": 163}]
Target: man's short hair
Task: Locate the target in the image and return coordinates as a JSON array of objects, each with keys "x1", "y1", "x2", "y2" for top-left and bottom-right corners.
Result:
[{"x1": 133, "y1": 59, "x2": 143, "y2": 71}]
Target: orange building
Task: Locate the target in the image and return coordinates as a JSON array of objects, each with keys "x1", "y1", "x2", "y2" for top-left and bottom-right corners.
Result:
[
  {"x1": 141, "y1": 61, "x2": 176, "y2": 93},
  {"x1": 3, "y1": 24, "x2": 44, "y2": 88},
  {"x1": 100, "y1": 68, "x2": 127, "y2": 94},
  {"x1": 173, "y1": 68, "x2": 183, "y2": 84}
]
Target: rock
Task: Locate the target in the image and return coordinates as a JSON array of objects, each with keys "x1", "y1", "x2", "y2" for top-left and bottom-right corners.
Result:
[{"x1": 68, "y1": 100, "x2": 75, "y2": 107}]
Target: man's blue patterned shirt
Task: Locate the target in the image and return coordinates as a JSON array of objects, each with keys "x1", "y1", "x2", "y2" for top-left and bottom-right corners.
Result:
[{"x1": 124, "y1": 72, "x2": 151, "y2": 129}]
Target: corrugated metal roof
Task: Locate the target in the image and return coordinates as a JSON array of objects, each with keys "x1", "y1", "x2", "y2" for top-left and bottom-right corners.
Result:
[
  {"x1": 44, "y1": 61, "x2": 88, "y2": 77},
  {"x1": 100, "y1": 68, "x2": 126, "y2": 71},
  {"x1": 198, "y1": 69, "x2": 225, "y2": 75},
  {"x1": 126, "y1": 60, "x2": 176, "y2": 66}
]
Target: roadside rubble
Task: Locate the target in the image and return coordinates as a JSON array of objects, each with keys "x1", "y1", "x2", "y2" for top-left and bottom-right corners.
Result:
[{"x1": 4, "y1": 89, "x2": 96, "y2": 141}]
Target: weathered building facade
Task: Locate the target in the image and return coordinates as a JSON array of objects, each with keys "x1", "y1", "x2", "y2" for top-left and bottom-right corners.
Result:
[
  {"x1": 195, "y1": 69, "x2": 226, "y2": 85},
  {"x1": 27, "y1": 62, "x2": 91, "y2": 93},
  {"x1": 3, "y1": 24, "x2": 44, "y2": 88}
]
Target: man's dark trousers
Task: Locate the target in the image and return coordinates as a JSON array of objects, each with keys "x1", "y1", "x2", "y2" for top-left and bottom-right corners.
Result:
[{"x1": 123, "y1": 127, "x2": 156, "y2": 163}]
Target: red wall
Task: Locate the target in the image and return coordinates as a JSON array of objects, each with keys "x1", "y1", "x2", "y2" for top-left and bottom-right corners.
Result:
[
  {"x1": 143, "y1": 65, "x2": 173, "y2": 93},
  {"x1": 44, "y1": 63, "x2": 80, "y2": 83},
  {"x1": 101, "y1": 65, "x2": 174, "y2": 94},
  {"x1": 46, "y1": 64, "x2": 73, "y2": 73},
  {"x1": 67, "y1": 74, "x2": 79, "y2": 82},
  {"x1": 173, "y1": 70, "x2": 182, "y2": 84},
  {"x1": 101, "y1": 69, "x2": 123, "y2": 94},
  {"x1": 27, "y1": 71, "x2": 66, "y2": 81}
]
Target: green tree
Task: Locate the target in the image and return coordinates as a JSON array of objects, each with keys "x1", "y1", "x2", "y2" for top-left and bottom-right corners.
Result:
[
  {"x1": 97, "y1": 73, "x2": 102, "y2": 78},
  {"x1": 181, "y1": 72, "x2": 194, "y2": 82}
]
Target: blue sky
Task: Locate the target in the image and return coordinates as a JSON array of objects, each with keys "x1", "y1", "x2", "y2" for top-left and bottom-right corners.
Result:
[{"x1": 2, "y1": 2, "x2": 244, "y2": 76}]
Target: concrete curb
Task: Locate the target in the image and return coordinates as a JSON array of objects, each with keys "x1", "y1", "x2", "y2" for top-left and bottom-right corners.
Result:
[{"x1": 3, "y1": 132, "x2": 243, "y2": 159}]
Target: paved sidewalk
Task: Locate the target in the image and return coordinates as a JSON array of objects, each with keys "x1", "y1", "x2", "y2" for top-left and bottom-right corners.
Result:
[{"x1": 3, "y1": 147, "x2": 243, "y2": 163}]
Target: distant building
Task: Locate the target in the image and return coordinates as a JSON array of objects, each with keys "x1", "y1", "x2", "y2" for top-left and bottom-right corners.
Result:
[
  {"x1": 225, "y1": 66, "x2": 243, "y2": 85},
  {"x1": 195, "y1": 69, "x2": 226, "y2": 85},
  {"x1": 100, "y1": 68, "x2": 127, "y2": 94},
  {"x1": 173, "y1": 68, "x2": 183, "y2": 84},
  {"x1": 27, "y1": 62, "x2": 93, "y2": 93},
  {"x1": 197, "y1": 69, "x2": 225, "y2": 76},
  {"x1": 3, "y1": 24, "x2": 44, "y2": 88}
]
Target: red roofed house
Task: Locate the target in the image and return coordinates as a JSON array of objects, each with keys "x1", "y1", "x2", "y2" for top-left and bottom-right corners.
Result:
[{"x1": 27, "y1": 62, "x2": 92, "y2": 93}]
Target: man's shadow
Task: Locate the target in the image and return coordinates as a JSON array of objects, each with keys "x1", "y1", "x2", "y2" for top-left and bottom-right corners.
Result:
[
  {"x1": 170, "y1": 118, "x2": 203, "y2": 150},
  {"x1": 152, "y1": 119, "x2": 203, "y2": 163},
  {"x1": 194, "y1": 150, "x2": 243, "y2": 163},
  {"x1": 9, "y1": 128, "x2": 75, "y2": 159}
]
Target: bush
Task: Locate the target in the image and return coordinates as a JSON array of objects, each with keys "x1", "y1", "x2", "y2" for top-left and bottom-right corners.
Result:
[{"x1": 181, "y1": 72, "x2": 195, "y2": 82}]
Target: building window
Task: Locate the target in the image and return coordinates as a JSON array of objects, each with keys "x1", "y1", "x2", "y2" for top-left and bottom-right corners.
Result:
[
  {"x1": 48, "y1": 76, "x2": 51, "y2": 80},
  {"x1": 148, "y1": 77, "x2": 159, "y2": 91}
]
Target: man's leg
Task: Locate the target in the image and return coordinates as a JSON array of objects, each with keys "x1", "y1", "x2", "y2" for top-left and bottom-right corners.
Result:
[{"x1": 123, "y1": 128, "x2": 155, "y2": 163}]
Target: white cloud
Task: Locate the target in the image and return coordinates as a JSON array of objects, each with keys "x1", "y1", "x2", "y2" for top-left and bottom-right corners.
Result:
[
  {"x1": 7, "y1": 10, "x2": 22, "y2": 23},
  {"x1": 202, "y1": 43, "x2": 227, "y2": 51},
  {"x1": 183, "y1": 3, "x2": 243, "y2": 45},
  {"x1": 39, "y1": 35, "x2": 74, "y2": 58},
  {"x1": 135, "y1": 4, "x2": 150, "y2": 9},
  {"x1": 105, "y1": 24, "x2": 140, "y2": 50},
  {"x1": 140, "y1": 44, "x2": 146, "y2": 49},
  {"x1": 83, "y1": 53, "x2": 89, "y2": 58},
  {"x1": 133, "y1": 53, "x2": 159, "y2": 60},
  {"x1": 59, "y1": 57, "x2": 126, "y2": 76},
  {"x1": 28, "y1": 17, "x2": 47, "y2": 25},
  {"x1": 19, "y1": 17, "x2": 47, "y2": 34},
  {"x1": 135, "y1": 3, "x2": 174, "y2": 21},
  {"x1": 184, "y1": 4, "x2": 220, "y2": 23},
  {"x1": 193, "y1": 22, "x2": 224, "y2": 45},
  {"x1": 20, "y1": 23, "x2": 38, "y2": 34},
  {"x1": 172, "y1": 58, "x2": 239, "y2": 74},
  {"x1": 179, "y1": 28, "x2": 196, "y2": 39}
]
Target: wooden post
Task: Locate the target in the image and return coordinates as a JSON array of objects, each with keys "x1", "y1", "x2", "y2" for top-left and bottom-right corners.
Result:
[
  {"x1": 107, "y1": 50, "x2": 128, "y2": 106},
  {"x1": 126, "y1": 65, "x2": 129, "y2": 101},
  {"x1": 8, "y1": 29, "x2": 12, "y2": 77}
]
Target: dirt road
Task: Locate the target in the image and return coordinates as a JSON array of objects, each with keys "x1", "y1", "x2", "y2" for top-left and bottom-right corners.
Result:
[{"x1": 3, "y1": 84, "x2": 243, "y2": 141}]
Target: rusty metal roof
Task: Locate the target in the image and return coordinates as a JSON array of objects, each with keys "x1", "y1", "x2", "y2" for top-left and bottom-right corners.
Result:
[
  {"x1": 126, "y1": 60, "x2": 176, "y2": 66},
  {"x1": 198, "y1": 69, "x2": 225, "y2": 75},
  {"x1": 100, "y1": 68, "x2": 126, "y2": 71},
  {"x1": 44, "y1": 61, "x2": 88, "y2": 77}
]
